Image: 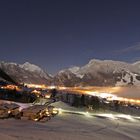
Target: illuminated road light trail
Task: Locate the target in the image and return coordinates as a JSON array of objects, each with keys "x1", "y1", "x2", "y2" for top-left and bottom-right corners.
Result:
[
  {"x1": 95, "y1": 113, "x2": 116, "y2": 120},
  {"x1": 58, "y1": 108, "x2": 140, "y2": 122},
  {"x1": 115, "y1": 114, "x2": 135, "y2": 121}
]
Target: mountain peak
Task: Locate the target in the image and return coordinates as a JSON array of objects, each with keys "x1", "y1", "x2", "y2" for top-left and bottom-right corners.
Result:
[
  {"x1": 20, "y1": 62, "x2": 42, "y2": 72},
  {"x1": 88, "y1": 59, "x2": 101, "y2": 64},
  {"x1": 133, "y1": 61, "x2": 140, "y2": 65},
  {"x1": 68, "y1": 66, "x2": 80, "y2": 74}
]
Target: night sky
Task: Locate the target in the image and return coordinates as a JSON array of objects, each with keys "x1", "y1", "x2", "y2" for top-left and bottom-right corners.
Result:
[{"x1": 0, "y1": 0, "x2": 140, "y2": 74}]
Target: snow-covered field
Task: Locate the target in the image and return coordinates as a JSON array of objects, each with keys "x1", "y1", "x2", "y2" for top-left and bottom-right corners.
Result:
[{"x1": 0, "y1": 101, "x2": 140, "y2": 140}]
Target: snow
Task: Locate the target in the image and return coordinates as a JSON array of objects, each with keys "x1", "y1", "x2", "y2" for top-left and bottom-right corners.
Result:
[
  {"x1": 59, "y1": 59, "x2": 140, "y2": 85},
  {"x1": 79, "y1": 59, "x2": 139, "y2": 75},
  {"x1": 58, "y1": 67, "x2": 84, "y2": 78},
  {"x1": 20, "y1": 62, "x2": 50, "y2": 79},
  {"x1": 64, "y1": 59, "x2": 140, "y2": 76},
  {"x1": 68, "y1": 66, "x2": 80, "y2": 74},
  {"x1": 0, "y1": 114, "x2": 139, "y2": 140},
  {"x1": 132, "y1": 61, "x2": 140, "y2": 66},
  {"x1": 58, "y1": 70, "x2": 67, "y2": 74},
  {"x1": 0, "y1": 101, "x2": 140, "y2": 140},
  {"x1": 69, "y1": 67, "x2": 84, "y2": 78},
  {"x1": 1, "y1": 59, "x2": 140, "y2": 86},
  {"x1": 133, "y1": 61, "x2": 140, "y2": 71},
  {"x1": 116, "y1": 70, "x2": 140, "y2": 86},
  {"x1": 20, "y1": 62, "x2": 42, "y2": 72},
  {"x1": 0, "y1": 61, "x2": 17, "y2": 66},
  {"x1": 59, "y1": 59, "x2": 140, "y2": 78}
]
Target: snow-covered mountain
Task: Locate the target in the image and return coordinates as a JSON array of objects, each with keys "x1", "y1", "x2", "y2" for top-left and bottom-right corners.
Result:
[
  {"x1": 116, "y1": 70, "x2": 140, "y2": 86},
  {"x1": 0, "y1": 59, "x2": 140, "y2": 86},
  {"x1": 20, "y1": 62, "x2": 50, "y2": 79},
  {"x1": 132, "y1": 61, "x2": 140, "y2": 71},
  {"x1": 0, "y1": 61, "x2": 52, "y2": 85},
  {"x1": 53, "y1": 69, "x2": 81, "y2": 87},
  {"x1": 54, "y1": 59, "x2": 140, "y2": 86}
]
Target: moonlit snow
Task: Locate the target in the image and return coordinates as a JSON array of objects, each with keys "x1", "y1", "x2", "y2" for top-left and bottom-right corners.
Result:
[{"x1": 0, "y1": 101, "x2": 139, "y2": 140}]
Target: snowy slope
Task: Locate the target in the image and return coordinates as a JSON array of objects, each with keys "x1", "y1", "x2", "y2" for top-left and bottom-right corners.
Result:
[
  {"x1": 0, "y1": 101, "x2": 140, "y2": 140},
  {"x1": 20, "y1": 62, "x2": 50, "y2": 79},
  {"x1": 53, "y1": 69, "x2": 81, "y2": 86},
  {"x1": 79, "y1": 59, "x2": 140, "y2": 75},
  {"x1": 55, "y1": 59, "x2": 140, "y2": 86},
  {"x1": 0, "y1": 59, "x2": 140, "y2": 86},
  {"x1": 132, "y1": 61, "x2": 140, "y2": 71},
  {"x1": 116, "y1": 70, "x2": 140, "y2": 86},
  {"x1": 0, "y1": 61, "x2": 52, "y2": 84},
  {"x1": 20, "y1": 62, "x2": 42, "y2": 72},
  {"x1": 68, "y1": 67, "x2": 84, "y2": 78}
]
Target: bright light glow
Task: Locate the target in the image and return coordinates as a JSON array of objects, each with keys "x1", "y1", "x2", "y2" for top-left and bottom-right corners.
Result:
[
  {"x1": 134, "y1": 116, "x2": 140, "y2": 120},
  {"x1": 84, "y1": 111, "x2": 91, "y2": 117},
  {"x1": 45, "y1": 94, "x2": 51, "y2": 99},
  {"x1": 48, "y1": 86, "x2": 56, "y2": 89},
  {"x1": 98, "y1": 113, "x2": 116, "y2": 120},
  {"x1": 45, "y1": 111, "x2": 49, "y2": 115},
  {"x1": 58, "y1": 108, "x2": 63, "y2": 114},
  {"x1": 53, "y1": 110, "x2": 58, "y2": 114},
  {"x1": 25, "y1": 83, "x2": 46, "y2": 89},
  {"x1": 56, "y1": 108, "x2": 139, "y2": 122},
  {"x1": 58, "y1": 86, "x2": 68, "y2": 90},
  {"x1": 52, "y1": 108, "x2": 59, "y2": 115},
  {"x1": 31, "y1": 90, "x2": 41, "y2": 94},
  {"x1": 61, "y1": 86, "x2": 140, "y2": 105},
  {"x1": 2, "y1": 85, "x2": 20, "y2": 91},
  {"x1": 34, "y1": 118, "x2": 38, "y2": 121},
  {"x1": 116, "y1": 114, "x2": 135, "y2": 121},
  {"x1": 8, "y1": 110, "x2": 11, "y2": 114}
]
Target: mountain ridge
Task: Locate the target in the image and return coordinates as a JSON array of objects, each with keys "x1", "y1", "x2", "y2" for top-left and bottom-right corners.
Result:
[{"x1": 0, "y1": 59, "x2": 140, "y2": 86}]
